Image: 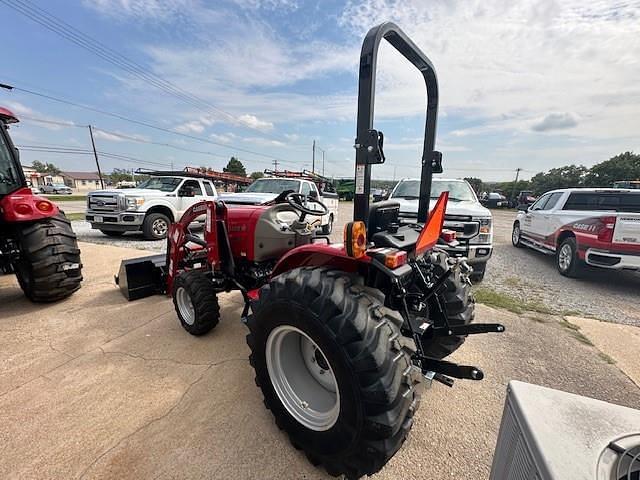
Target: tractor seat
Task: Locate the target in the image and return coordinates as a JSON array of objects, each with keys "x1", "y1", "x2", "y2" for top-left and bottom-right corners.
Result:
[{"x1": 367, "y1": 200, "x2": 400, "y2": 240}]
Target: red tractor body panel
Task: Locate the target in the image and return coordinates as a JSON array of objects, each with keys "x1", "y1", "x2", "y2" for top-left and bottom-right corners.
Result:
[
  {"x1": 225, "y1": 205, "x2": 269, "y2": 261},
  {"x1": 271, "y1": 243, "x2": 369, "y2": 278},
  {"x1": 0, "y1": 107, "x2": 18, "y2": 124},
  {"x1": 0, "y1": 187, "x2": 60, "y2": 222}
]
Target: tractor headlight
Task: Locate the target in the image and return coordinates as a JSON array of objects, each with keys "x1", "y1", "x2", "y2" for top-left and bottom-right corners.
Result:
[
  {"x1": 125, "y1": 196, "x2": 145, "y2": 211},
  {"x1": 473, "y1": 217, "x2": 493, "y2": 244}
]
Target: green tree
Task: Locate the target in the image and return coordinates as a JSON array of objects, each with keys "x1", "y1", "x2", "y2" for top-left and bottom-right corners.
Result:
[
  {"x1": 464, "y1": 177, "x2": 483, "y2": 194},
  {"x1": 223, "y1": 157, "x2": 247, "y2": 177},
  {"x1": 584, "y1": 152, "x2": 640, "y2": 187},
  {"x1": 108, "y1": 168, "x2": 135, "y2": 184},
  {"x1": 32, "y1": 160, "x2": 61, "y2": 175},
  {"x1": 250, "y1": 171, "x2": 264, "y2": 180},
  {"x1": 529, "y1": 164, "x2": 587, "y2": 195}
]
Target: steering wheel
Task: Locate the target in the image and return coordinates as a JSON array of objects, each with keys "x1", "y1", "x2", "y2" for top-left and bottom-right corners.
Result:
[{"x1": 285, "y1": 192, "x2": 328, "y2": 222}]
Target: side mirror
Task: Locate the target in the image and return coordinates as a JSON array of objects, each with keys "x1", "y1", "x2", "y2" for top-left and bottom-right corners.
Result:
[
  {"x1": 517, "y1": 204, "x2": 529, "y2": 212},
  {"x1": 308, "y1": 190, "x2": 318, "y2": 199}
]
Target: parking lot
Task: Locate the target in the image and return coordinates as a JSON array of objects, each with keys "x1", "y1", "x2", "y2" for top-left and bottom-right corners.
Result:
[{"x1": 2, "y1": 237, "x2": 639, "y2": 479}]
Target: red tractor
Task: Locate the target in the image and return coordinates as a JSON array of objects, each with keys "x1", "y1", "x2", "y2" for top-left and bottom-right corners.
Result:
[
  {"x1": 117, "y1": 23, "x2": 503, "y2": 479},
  {"x1": 0, "y1": 108, "x2": 83, "y2": 301}
]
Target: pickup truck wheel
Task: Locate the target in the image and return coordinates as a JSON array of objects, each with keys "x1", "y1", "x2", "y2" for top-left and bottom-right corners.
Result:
[
  {"x1": 142, "y1": 213, "x2": 170, "y2": 240},
  {"x1": 321, "y1": 214, "x2": 333, "y2": 235},
  {"x1": 557, "y1": 237, "x2": 583, "y2": 278},
  {"x1": 100, "y1": 230, "x2": 125, "y2": 237},
  {"x1": 247, "y1": 267, "x2": 420, "y2": 479},
  {"x1": 172, "y1": 271, "x2": 220, "y2": 335},
  {"x1": 512, "y1": 222, "x2": 523, "y2": 247}
]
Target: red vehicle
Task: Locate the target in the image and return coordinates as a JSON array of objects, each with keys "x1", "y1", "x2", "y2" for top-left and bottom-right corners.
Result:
[
  {"x1": 0, "y1": 108, "x2": 83, "y2": 301},
  {"x1": 117, "y1": 23, "x2": 503, "y2": 479}
]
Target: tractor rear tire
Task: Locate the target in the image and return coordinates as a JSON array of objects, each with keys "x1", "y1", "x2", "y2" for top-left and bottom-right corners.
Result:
[
  {"x1": 14, "y1": 213, "x2": 83, "y2": 302},
  {"x1": 172, "y1": 270, "x2": 220, "y2": 336},
  {"x1": 247, "y1": 267, "x2": 421, "y2": 480},
  {"x1": 422, "y1": 251, "x2": 475, "y2": 360}
]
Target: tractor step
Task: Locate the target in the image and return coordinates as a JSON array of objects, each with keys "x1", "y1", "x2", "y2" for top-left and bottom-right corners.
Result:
[{"x1": 115, "y1": 254, "x2": 167, "y2": 300}]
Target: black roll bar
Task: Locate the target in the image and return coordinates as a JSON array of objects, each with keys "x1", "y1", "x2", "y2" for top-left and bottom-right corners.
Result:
[{"x1": 353, "y1": 22, "x2": 439, "y2": 224}]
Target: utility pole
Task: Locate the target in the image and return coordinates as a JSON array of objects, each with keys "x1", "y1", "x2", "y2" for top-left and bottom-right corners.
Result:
[
  {"x1": 510, "y1": 167, "x2": 522, "y2": 202},
  {"x1": 312, "y1": 140, "x2": 316, "y2": 173},
  {"x1": 272, "y1": 159, "x2": 279, "y2": 172},
  {"x1": 88, "y1": 125, "x2": 104, "y2": 189},
  {"x1": 322, "y1": 150, "x2": 325, "y2": 177}
]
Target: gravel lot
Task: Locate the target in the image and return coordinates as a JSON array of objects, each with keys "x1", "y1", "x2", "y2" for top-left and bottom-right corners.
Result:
[{"x1": 72, "y1": 202, "x2": 640, "y2": 325}]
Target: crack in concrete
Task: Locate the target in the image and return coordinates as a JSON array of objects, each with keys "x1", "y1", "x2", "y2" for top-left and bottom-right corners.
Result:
[
  {"x1": 98, "y1": 349, "x2": 238, "y2": 367},
  {"x1": 77, "y1": 357, "x2": 248, "y2": 479}
]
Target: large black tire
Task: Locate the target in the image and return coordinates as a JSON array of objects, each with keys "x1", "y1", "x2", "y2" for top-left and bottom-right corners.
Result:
[
  {"x1": 557, "y1": 237, "x2": 584, "y2": 278},
  {"x1": 142, "y1": 212, "x2": 171, "y2": 240},
  {"x1": 422, "y1": 251, "x2": 475, "y2": 359},
  {"x1": 14, "y1": 213, "x2": 82, "y2": 302},
  {"x1": 469, "y1": 262, "x2": 486, "y2": 283},
  {"x1": 172, "y1": 270, "x2": 220, "y2": 335},
  {"x1": 247, "y1": 267, "x2": 420, "y2": 479},
  {"x1": 100, "y1": 230, "x2": 125, "y2": 237}
]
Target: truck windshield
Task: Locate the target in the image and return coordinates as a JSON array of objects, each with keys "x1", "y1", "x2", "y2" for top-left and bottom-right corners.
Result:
[
  {"x1": 0, "y1": 129, "x2": 22, "y2": 196},
  {"x1": 391, "y1": 180, "x2": 476, "y2": 202},
  {"x1": 136, "y1": 177, "x2": 182, "y2": 192},
  {"x1": 245, "y1": 178, "x2": 300, "y2": 194}
]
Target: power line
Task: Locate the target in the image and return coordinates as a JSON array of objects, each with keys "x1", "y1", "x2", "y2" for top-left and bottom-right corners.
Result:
[{"x1": 0, "y1": 0, "x2": 308, "y2": 148}]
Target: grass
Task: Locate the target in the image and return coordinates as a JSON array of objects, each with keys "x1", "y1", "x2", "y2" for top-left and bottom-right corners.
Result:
[
  {"x1": 65, "y1": 213, "x2": 86, "y2": 221},
  {"x1": 598, "y1": 352, "x2": 617, "y2": 365},
  {"x1": 473, "y1": 287, "x2": 554, "y2": 315},
  {"x1": 560, "y1": 319, "x2": 595, "y2": 346},
  {"x1": 43, "y1": 195, "x2": 87, "y2": 201}
]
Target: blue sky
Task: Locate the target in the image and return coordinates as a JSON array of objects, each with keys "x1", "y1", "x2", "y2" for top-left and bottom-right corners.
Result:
[{"x1": 1, "y1": 0, "x2": 639, "y2": 181}]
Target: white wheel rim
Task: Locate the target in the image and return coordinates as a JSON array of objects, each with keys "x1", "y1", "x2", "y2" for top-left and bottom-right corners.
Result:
[
  {"x1": 559, "y1": 244, "x2": 572, "y2": 271},
  {"x1": 265, "y1": 325, "x2": 340, "y2": 431},
  {"x1": 512, "y1": 226, "x2": 520, "y2": 244},
  {"x1": 176, "y1": 287, "x2": 195, "y2": 325},
  {"x1": 152, "y1": 218, "x2": 168, "y2": 236}
]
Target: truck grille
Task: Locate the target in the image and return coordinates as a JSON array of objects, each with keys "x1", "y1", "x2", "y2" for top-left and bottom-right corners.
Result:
[
  {"x1": 444, "y1": 215, "x2": 479, "y2": 240},
  {"x1": 88, "y1": 193, "x2": 121, "y2": 212}
]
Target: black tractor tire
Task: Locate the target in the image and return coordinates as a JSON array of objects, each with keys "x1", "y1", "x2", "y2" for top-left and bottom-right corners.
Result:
[
  {"x1": 172, "y1": 270, "x2": 220, "y2": 335},
  {"x1": 469, "y1": 262, "x2": 486, "y2": 283},
  {"x1": 142, "y1": 212, "x2": 171, "y2": 240},
  {"x1": 321, "y1": 214, "x2": 333, "y2": 235},
  {"x1": 14, "y1": 213, "x2": 83, "y2": 302},
  {"x1": 422, "y1": 251, "x2": 475, "y2": 359},
  {"x1": 247, "y1": 267, "x2": 421, "y2": 480},
  {"x1": 100, "y1": 230, "x2": 125, "y2": 237},
  {"x1": 557, "y1": 237, "x2": 584, "y2": 278}
]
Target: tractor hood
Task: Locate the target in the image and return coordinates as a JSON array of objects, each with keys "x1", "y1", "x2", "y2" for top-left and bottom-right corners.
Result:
[
  {"x1": 218, "y1": 192, "x2": 277, "y2": 205},
  {"x1": 393, "y1": 197, "x2": 491, "y2": 218}
]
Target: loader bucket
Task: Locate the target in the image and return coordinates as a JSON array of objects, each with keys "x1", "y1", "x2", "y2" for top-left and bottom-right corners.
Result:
[{"x1": 115, "y1": 254, "x2": 167, "y2": 301}]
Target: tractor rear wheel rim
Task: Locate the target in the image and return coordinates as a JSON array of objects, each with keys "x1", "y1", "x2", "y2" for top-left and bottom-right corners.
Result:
[
  {"x1": 559, "y1": 244, "x2": 572, "y2": 271},
  {"x1": 152, "y1": 218, "x2": 168, "y2": 237},
  {"x1": 266, "y1": 325, "x2": 340, "y2": 431},
  {"x1": 176, "y1": 287, "x2": 195, "y2": 325}
]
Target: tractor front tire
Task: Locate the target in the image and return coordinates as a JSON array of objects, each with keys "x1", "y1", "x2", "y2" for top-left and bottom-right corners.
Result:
[
  {"x1": 172, "y1": 270, "x2": 220, "y2": 335},
  {"x1": 247, "y1": 267, "x2": 420, "y2": 479},
  {"x1": 14, "y1": 213, "x2": 83, "y2": 302},
  {"x1": 422, "y1": 251, "x2": 475, "y2": 359}
]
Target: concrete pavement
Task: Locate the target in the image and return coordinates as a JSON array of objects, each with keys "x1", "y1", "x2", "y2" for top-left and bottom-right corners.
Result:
[{"x1": 1, "y1": 242, "x2": 639, "y2": 479}]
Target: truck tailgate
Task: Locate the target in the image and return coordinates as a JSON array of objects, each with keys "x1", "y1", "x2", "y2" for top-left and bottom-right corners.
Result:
[{"x1": 614, "y1": 213, "x2": 640, "y2": 245}]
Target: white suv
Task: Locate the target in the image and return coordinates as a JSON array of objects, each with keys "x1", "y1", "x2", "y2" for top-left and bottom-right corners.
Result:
[
  {"x1": 86, "y1": 173, "x2": 217, "y2": 240},
  {"x1": 389, "y1": 178, "x2": 493, "y2": 281}
]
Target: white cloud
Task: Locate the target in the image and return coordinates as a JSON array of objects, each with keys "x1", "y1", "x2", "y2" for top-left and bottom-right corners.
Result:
[
  {"x1": 92, "y1": 129, "x2": 151, "y2": 142},
  {"x1": 4, "y1": 101, "x2": 76, "y2": 131},
  {"x1": 210, "y1": 132, "x2": 236, "y2": 143},
  {"x1": 175, "y1": 120, "x2": 206, "y2": 133},
  {"x1": 82, "y1": 0, "x2": 195, "y2": 21},
  {"x1": 531, "y1": 112, "x2": 578, "y2": 132},
  {"x1": 232, "y1": 0, "x2": 298, "y2": 11},
  {"x1": 237, "y1": 114, "x2": 274, "y2": 131}
]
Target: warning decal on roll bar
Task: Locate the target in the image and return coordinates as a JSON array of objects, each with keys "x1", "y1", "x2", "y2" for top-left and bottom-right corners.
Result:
[{"x1": 355, "y1": 165, "x2": 365, "y2": 194}]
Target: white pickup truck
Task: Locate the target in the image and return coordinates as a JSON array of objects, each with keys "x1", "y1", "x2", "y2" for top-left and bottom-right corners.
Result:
[
  {"x1": 512, "y1": 188, "x2": 640, "y2": 277},
  {"x1": 86, "y1": 173, "x2": 217, "y2": 240},
  {"x1": 389, "y1": 177, "x2": 493, "y2": 281},
  {"x1": 219, "y1": 176, "x2": 339, "y2": 234}
]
